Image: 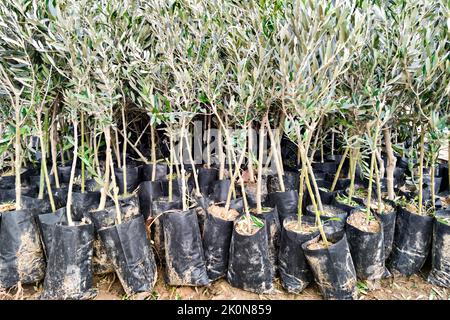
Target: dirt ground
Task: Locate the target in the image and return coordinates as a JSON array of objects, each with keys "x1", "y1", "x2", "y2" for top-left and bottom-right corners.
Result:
[{"x1": 1, "y1": 266, "x2": 448, "y2": 301}]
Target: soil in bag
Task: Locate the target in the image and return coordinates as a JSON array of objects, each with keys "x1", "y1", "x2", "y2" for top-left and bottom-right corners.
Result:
[
  {"x1": 115, "y1": 166, "x2": 140, "y2": 195},
  {"x1": 98, "y1": 215, "x2": 157, "y2": 297},
  {"x1": 198, "y1": 167, "x2": 218, "y2": 196},
  {"x1": 203, "y1": 203, "x2": 241, "y2": 281},
  {"x1": 37, "y1": 207, "x2": 67, "y2": 259},
  {"x1": 150, "y1": 198, "x2": 182, "y2": 263},
  {"x1": 71, "y1": 191, "x2": 101, "y2": 221},
  {"x1": 163, "y1": 208, "x2": 209, "y2": 286},
  {"x1": 369, "y1": 200, "x2": 397, "y2": 259},
  {"x1": 267, "y1": 172, "x2": 300, "y2": 194},
  {"x1": 346, "y1": 210, "x2": 388, "y2": 280},
  {"x1": 160, "y1": 177, "x2": 190, "y2": 198},
  {"x1": 305, "y1": 204, "x2": 348, "y2": 242},
  {"x1": 427, "y1": 210, "x2": 450, "y2": 288},
  {"x1": 194, "y1": 195, "x2": 211, "y2": 234},
  {"x1": 58, "y1": 165, "x2": 79, "y2": 184},
  {"x1": 251, "y1": 207, "x2": 281, "y2": 275},
  {"x1": 138, "y1": 180, "x2": 163, "y2": 220},
  {"x1": 83, "y1": 208, "x2": 116, "y2": 276},
  {"x1": 278, "y1": 216, "x2": 319, "y2": 293},
  {"x1": 316, "y1": 180, "x2": 336, "y2": 205},
  {"x1": 41, "y1": 221, "x2": 96, "y2": 300},
  {"x1": 0, "y1": 208, "x2": 46, "y2": 290},
  {"x1": 302, "y1": 234, "x2": 357, "y2": 300},
  {"x1": 388, "y1": 205, "x2": 434, "y2": 276},
  {"x1": 268, "y1": 190, "x2": 298, "y2": 223},
  {"x1": 227, "y1": 215, "x2": 273, "y2": 294},
  {"x1": 245, "y1": 177, "x2": 267, "y2": 207}
]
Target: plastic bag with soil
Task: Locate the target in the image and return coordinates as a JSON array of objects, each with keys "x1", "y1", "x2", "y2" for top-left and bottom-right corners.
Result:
[
  {"x1": 41, "y1": 222, "x2": 96, "y2": 300},
  {"x1": 268, "y1": 190, "x2": 298, "y2": 223},
  {"x1": 302, "y1": 234, "x2": 357, "y2": 300},
  {"x1": 427, "y1": 211, "x2": 450, "y2": 288},
  {"x1": 252, "y1": 207, "x2": 280, "y2": 275},
  {"x1": 388, "y1": 206, "x2": 434, "y2": 276},
  {"x1": 71, "y1": 191, "x2": 101, "y2": 221},
  {"x1": 203, "y1": 202, "x2": 241, "y2": 281},
  {"x1": 332, "y1": 193, "x2": 359, "y2": 214},
  {"x1": 162, "y1": 208, "x2": 209, "y2": 286},
  {"x1": 84, "y1": 178, "x2": 102, "y2": 192},
  {"x1": 0, "y1": 209, "x2": 46, "y2": 290},
  {"x1": 0, "y1": 188, "x2": 37, "y2": 203},
  {"x1": 160, "y1": 177, "x2": 191, "y2": 198},
  {"x1": 138, "y1": 181, "x2": 163, "y2": 220},
  {"x1": 345, "y1": 210, "x2": 388, "y2": 280},
  {"x1": 115, "y1": 166, "x2": 140, "y2": 195},
  {"x1": 58, "y1": 165, "x2": 79, "y2": 184},
  {"x1": 305, "y1": 204, "x2": 348, "y2": 242},
  {"x1": 373, "y1": 201, "x2": 397, "y2": 259},
  {"x1": 37, "y1": 207, "x2": 67, "y2": 259},
  {"x1": 150, "y1": 198, "x2": 182, "y2": 263},
  {"x1": 312, "y1": 161, "x2": 337, "y2": 174},
  {"x1": 227, "y1": 217, "x2": 273, "y2": 294},
  {"x1": 316, "y1": 180, "x2": 336, "y2": 205},
  {"x1": 245, "y1": 178, "x2": 268, "y2": 207},
  {"x1": 198, "y1": 167, "x2": 218, "y2": 196},
  {"x1": 267, "y1": 172, "x2": 300, "y2": 194},
  {"x1": 83, "y1": 209, "x2": 115, "y2": 276},
  {"x1": 278, "y1": 216, "x2": 319, "y2": 293},
  {"x1": 98, "y1": 215, "x2": 157, "y2": 296},
  {"x1": 211, "y1": 179, "x2": 232, "y2": 202},
  {"x1": 139, "y1": 163, "x2": 168, "y2": 182}
]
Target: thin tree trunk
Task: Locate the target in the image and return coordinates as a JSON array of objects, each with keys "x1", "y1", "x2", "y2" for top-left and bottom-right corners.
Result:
[
  {"x1": 383, "y1": 128, "x2": 396, "y2": 200},
  {"x1": 66, "y1": 120, "x2": 78, "y2": 226},
  {"x1": 184, "y1": 125, "x2": 201, "y2": 196},
  {"x1": 267, "y1": 120, "x2": 285, "y2": 192},
  {"x1": 330, "y1": 147, "x2": 349, "y2": 192},
  {"x1": 179, "y1": 119, "x2": 187, "y2": 211},
  {"x1": 256, "y1": 118, "x2": 266, "y2": 214},
  {"x1": 418, "y1": 131, "x2": 425, "y2": 216},
  {"x1": 97, "y1": 128, "x2": 111, "y2": 211},
  {"x1": 114, "y1": 127, "x2": 121, "y2": 169},
  {"x1": 366, "y1": 151, "x2": 376, "y2": 220},
  {"x1": 431, "y1": 157, "x2": 436, "y2": 210},
  {"x1": 247, "y1": 120, "x2": 255, "y2": 182},
  {"x1": 50, "y1": 107, "x2": 60, "y2": 189},
  {"x1": 14, "y1": 97, "x2": 22, "y2": 210},
  {"x1": 81, "y1": 112, "x2": 85, "y2": 193},
  {"x1": 297, "y1": 164, "x2": 306, "y2": 230},
  {"x1": 206, "y1": 115, "x2": 211, "y2": 168},
  {"x1": 151, "y1": 124, "x2": 157, "y2": 182},
  {"x1": 38, "y1": 111, "x2": 56, "y2": 212},
  {"x1": 168, "y1": 131, "x2": 174, "y2": 202},
  {"x1": 218, "y1": 122, "x2": 225, "y2": 180},
  {"x1": 121, "y1": 107, "x2": 127, "y2": 193}
]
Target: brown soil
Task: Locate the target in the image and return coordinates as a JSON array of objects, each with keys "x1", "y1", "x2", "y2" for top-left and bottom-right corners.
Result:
[
  {"x1": 368, "y1": 201, "x2": 394, "y2": 214},
  {"x1": 406, "y1": 203, "x2": 419, "y2": 215},
  {"x1": 0, "y1": 202, "x2": 16, "y2": 213},
  {"x1": 438, "y1": 194, "x2": 450, "y2": 208},
  {"x1": 284, "y1": 220, "x2": 317, "y2": 234},
  {"x1": 208, "y1": 205, "x2": 239, "y2": 221},
  {"x1": 319, "y1": 205, "x2": 345, "y2": 217},
  {"x1": 307, "y1": 239, "x2": 335, "y2": 250},
  {"x1": 1, "y1": 268, "x2": 447, "y2": 300},
  {"x1": 235, "y1": 216, "x2": 262, "y2": 236},
  {"x1": 347, "y1": 210, "x2": 381, "y2": 233}
]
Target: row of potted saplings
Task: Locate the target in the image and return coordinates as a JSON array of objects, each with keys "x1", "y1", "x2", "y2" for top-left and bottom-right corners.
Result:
[{"x1": 0, "y1": 142, "x2": 449, "y2": 299}]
